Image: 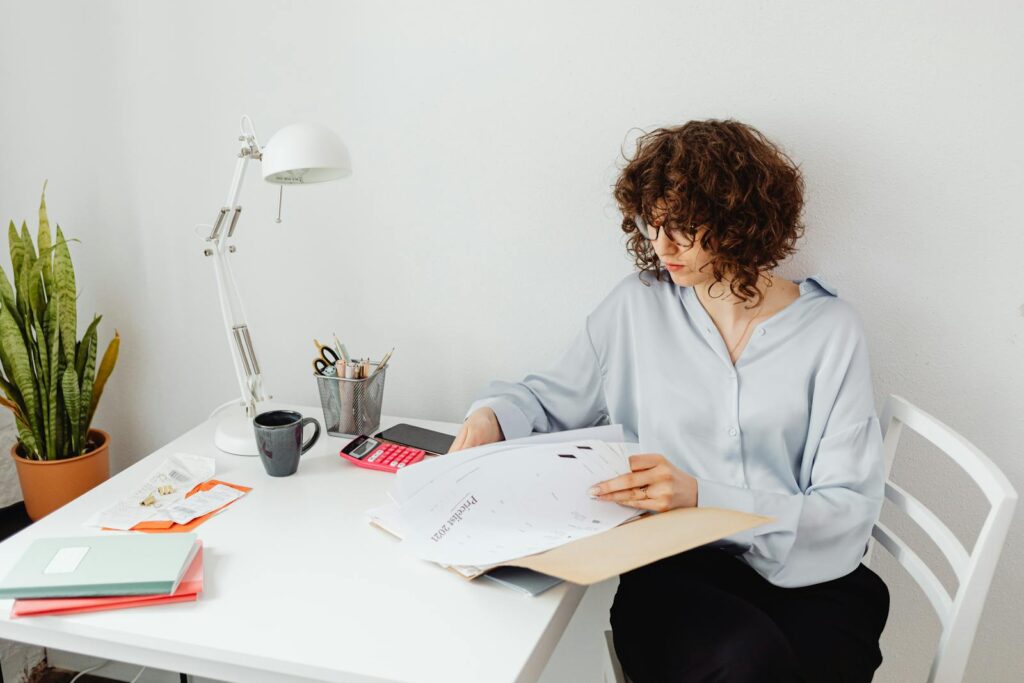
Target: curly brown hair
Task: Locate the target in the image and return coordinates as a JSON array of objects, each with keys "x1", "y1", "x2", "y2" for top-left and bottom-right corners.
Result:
[{"x1": 613, "y1": 119, "x2": 805, "y2": 305}]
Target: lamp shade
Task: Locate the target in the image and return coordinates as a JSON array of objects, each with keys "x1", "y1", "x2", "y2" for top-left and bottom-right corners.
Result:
[{"x1": 261, "y1": 123, "x2": 352, "y2": 184}]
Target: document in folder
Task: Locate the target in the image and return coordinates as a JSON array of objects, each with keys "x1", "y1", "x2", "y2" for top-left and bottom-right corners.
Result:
[
  {"x1": 376, "y1": 436, "x2": 770, "y2": 585},
  {"x1": 398, "y1": 441, "x2": 641, "y2": 567},
  {"x1": 504, "y1": 506, "x2": 768, "y2": 585}
]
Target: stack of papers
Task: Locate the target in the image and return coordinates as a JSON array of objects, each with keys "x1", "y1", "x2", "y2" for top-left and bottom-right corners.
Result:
[
  {"x1": 11, "y1": 545, "x2": 204, "y2": 617},
  {"x1": 0, "y1": 533, "x2": 202, "y2": 605},
  {"x1": 367, "y1": 426, "x2": 642, "y2": 579}
]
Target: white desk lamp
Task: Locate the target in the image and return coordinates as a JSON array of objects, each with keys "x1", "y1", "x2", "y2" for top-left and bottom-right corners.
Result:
[{"x1": 201, "y1": 115, "x2": 351, "y2": 455}]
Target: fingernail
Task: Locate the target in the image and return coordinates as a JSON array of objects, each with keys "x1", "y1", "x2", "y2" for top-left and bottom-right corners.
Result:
[{"x1": 588, "y1": 487, "x2": 599, "y2": 496}]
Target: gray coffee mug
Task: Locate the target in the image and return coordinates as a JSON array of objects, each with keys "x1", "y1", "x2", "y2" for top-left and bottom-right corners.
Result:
[{"x1": 253, "y1": 410, "x2": 321, "y2": 477}]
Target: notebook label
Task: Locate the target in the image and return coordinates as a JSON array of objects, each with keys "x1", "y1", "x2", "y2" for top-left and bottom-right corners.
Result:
[{"x1": 44, "y1": 546, "x2": 90, "y2": 574}]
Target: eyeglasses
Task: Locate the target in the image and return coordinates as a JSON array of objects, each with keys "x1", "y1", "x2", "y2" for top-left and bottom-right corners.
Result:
[{"x1": 633, "y1": 214, "x2": 697, "y2": 246}]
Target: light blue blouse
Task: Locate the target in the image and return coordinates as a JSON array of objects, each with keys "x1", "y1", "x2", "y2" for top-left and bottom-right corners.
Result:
[{"x1": 467, "y1": 272, "x2": 885, "y2": 588}]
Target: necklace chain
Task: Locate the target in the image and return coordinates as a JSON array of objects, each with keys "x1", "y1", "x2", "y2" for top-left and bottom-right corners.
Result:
[
  {"x1": 697, "y1": 278, "x2": 772, "y2": 360},
  {"x1": 726, "y1": 304, "x2": 764, "y2": 358}
]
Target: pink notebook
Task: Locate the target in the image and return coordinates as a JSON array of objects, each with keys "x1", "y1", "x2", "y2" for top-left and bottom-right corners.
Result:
[{"x1": 11, "y1": 543, "x2": 204, "y2": 618}]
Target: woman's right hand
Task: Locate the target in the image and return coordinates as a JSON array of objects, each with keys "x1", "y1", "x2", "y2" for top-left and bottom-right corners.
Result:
[{"x1": 448, "y1": 407, "x2": 504, "y2": 453}]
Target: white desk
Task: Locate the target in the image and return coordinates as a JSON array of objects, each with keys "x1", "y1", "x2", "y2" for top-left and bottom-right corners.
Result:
[{"x1": 0, "y1": 409, "x2": 586, "y2": 683}]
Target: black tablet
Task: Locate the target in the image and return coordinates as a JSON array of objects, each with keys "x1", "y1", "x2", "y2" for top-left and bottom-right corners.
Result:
[{"x1": 375, "y1": 423, "x2": 456, "y2": 456}]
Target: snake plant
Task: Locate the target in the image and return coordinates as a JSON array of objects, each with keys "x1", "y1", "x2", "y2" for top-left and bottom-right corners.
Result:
[{"x1": 0, "y1": 184, "x2": 119, "y2": 460}]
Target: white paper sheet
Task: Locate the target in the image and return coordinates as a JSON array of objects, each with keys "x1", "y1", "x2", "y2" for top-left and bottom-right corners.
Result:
[
  {"x1": 365, "y1": 502, "x2": 491, "y2": 577},
  {"x1": 166, "y1": 484, "x2": 245, "y2": 525},
  {"x1": 394, "y1": 424, "x2": 626, "y2": 502},
  {"x1": 85, "y1": 453, "x2": 216, "y2": 530},
  {"x1": 397, "y1": 440, "x2": 640, "y2": 567}
]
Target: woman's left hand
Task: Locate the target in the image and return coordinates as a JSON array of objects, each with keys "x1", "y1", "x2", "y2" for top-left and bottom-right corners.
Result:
[{"x1": 588, "y1": 454, "x2": 699, "y2": 512}]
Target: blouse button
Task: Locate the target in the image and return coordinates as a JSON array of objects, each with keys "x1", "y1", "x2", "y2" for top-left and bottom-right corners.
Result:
[
  {"x1": 728, "y1": 427, "x2": 738, "y2": 437},
  {"x1": 757, "y1": 328, "x2": 766, "y2": 336}
]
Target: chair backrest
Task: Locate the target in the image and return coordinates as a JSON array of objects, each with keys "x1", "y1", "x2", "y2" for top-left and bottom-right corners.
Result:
[{"x1": 871, "y1": 394, "x2": 1017, "y2": 683}]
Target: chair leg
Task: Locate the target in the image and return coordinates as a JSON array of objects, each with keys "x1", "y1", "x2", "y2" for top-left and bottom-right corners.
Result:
[{"x1": 603, "y1": 630, "x2": 627, "y2": 683}]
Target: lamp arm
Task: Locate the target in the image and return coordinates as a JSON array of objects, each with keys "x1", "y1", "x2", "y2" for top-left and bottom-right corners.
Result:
[{"x1": 204, "y1": 149, "x2": 270, "y2": 418}]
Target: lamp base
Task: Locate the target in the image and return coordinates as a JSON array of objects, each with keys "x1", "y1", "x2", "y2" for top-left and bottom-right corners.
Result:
[{"x1": 213, "y1": 404, "x2": 264, "y2": 456}]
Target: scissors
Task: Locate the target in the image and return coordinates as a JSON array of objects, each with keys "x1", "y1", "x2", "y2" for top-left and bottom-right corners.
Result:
[{"x1": 312, "y1": 339, "x2": 342, "y2": 375}]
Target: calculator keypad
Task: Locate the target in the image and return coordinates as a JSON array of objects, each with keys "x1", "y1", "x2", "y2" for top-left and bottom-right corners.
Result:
[
  {"x1": 342, "y1": 438, "x2": 425, "y2": 472},
  {"x1": 365, "y1": 444, "x2": 420, "y2": 469}
]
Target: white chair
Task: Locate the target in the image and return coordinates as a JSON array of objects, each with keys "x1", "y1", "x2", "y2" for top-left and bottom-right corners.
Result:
[{"x1": 602, "y1": 394, "x2": 1017, "y2": 683}]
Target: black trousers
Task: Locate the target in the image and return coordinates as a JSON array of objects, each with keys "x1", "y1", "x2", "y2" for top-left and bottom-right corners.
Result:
[{"x1": 610, "y1": 547, "x2": 890, "y2": 682}]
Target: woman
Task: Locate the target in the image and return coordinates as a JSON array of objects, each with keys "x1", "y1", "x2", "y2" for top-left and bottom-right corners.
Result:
[{"x1": 450, "y1": 119, "x2": 889, "y2": 682}]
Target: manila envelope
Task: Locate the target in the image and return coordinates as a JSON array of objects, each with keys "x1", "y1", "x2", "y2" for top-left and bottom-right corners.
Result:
[
  {"x1": 373, "y1": 507, "x2": 769, "y2": 585},
  {"x1": 498, "y1": 507, "x2": 770, "y2": 585}
]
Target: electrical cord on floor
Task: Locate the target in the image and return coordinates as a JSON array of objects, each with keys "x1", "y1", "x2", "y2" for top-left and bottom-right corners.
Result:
[
  {"x1": 69, "y1": 660, "x2": 110, "y2": 682},
  {"x1": 66, "y1": 660, "x2": 147, "y2": 683}
]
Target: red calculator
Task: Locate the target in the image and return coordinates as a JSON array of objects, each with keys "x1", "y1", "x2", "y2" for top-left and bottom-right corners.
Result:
[{"x1": 339, "y1": 435, "x2": 426, "y2": 473}]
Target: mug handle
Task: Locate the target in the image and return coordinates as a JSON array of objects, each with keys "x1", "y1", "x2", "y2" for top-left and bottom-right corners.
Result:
[{"x1": 299, "y1": 417, "x2": 321, "y2": 455}]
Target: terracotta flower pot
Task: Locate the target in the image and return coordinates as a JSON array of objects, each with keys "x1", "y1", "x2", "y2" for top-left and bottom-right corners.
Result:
[{"x1": 10, "y1": 429, "x2": 111, "y2": 521}]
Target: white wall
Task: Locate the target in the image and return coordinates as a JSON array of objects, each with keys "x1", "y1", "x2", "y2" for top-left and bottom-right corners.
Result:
[{"x1": 0, "y1": 1, "x2": 1021, "y2": 680}]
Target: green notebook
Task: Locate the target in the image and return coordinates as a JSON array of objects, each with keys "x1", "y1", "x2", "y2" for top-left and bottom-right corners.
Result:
[{"x1": 0, "y1": 533, "x2": 200, "y2": 599}]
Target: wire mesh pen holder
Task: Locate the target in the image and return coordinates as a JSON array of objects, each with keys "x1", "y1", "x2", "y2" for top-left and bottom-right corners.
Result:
[{"x1": 315, "y1": 364, "x2": 387, "y2": 437}]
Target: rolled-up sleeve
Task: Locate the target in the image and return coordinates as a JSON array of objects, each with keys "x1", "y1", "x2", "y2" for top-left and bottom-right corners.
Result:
[
  {"x1": 466, "y1": 317, "x2": 609, "y2": 440},
  {"x1": 697, "y1": 324, "x2": 886, "y2": 587}
]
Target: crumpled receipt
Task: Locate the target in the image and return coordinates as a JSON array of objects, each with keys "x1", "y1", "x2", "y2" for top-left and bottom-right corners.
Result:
[
  {"x1": 86, "y1": 453, "x2": 216, "y2": 530},
  {"x1": 166, "y1": 484, "x2": 244, "y2": 525}
]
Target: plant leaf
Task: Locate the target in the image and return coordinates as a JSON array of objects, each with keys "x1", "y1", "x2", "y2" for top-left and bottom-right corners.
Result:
[
  {"x1": 37, "y1": 182, "x2": 54, "y2": 301},
  {"x1": 0, "y1": 315, "x2": 21, "y2": 396},
  {"x1": 8, "y1": 220, "x2": 25, "y2": 278},
  {"x1": 33, "y1": 312, "x2": 47, "y2": 385},
  {"x1": 17, "y1": 223, "x2": 41, "y2": 322},
  {"x1": 0, "y1": 264, "x2": 21, "y2": 330},
  {"x1": 62, "y1": 367, "x2": 81, "y2": 456},
  {"x1": 76, "y1": 315, "x2": 101, "y2": 380},
  {"x1": 0, "y1": 368, "x2": 24, "y2": 403},
  {"x1": 55, "y1": 345, "x2": 67, "y2": 458},
  {"x1": 47, "y1": 297, "x2": 60, "y2": 459},
  {"x1": 20, "y1": 222, "x2": 44, "y2": 316},
  {"x1": 0, "y1": 307, "x2": 41, "y2": 454},
  {"x1": 14, "y1": 417, "x2": 40, "y2": 460},
  {"x1": 0, "y1": 392, "x2": 25, "y2": 422},
  {"x1": 53, "y1": 226, "x2": 77, "y2": 365},
  {"x1": 20, "y1": 221, "x2": 37, "y2": 267},
  {"x1": 15, "y1": 247, "x2": 31, "y2": 323},
  {"x1": 32, "y1": 313, "x2": 49, "y2": 459},
  {"x1": 29, "y1": 255, "x2": 48, "y2": 323},
  {"x1": 55, "y1": 387, "x2": 66, "y2": 458},
  {"x1": 89, "y1": 330, "x2": 118, "y2": 425},
  {"x1": 77, "y1": 320, "x2": 98, "y2": 442},
  {"x1": 19, "y1": 272, "x2": 45, "y2": 417}
]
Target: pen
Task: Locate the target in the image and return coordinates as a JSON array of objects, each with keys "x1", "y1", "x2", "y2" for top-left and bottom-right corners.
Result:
[
  {"x1": 333, "y1": 333, "x2": 349, "y2": 365},
  {"x1": 368, "y1": 348, "x2": 394, "y2": 380}
]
